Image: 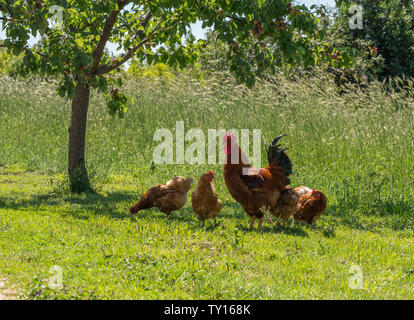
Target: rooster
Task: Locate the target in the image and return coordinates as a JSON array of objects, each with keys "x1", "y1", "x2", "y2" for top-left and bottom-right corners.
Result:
[
  {"x1": 191, "y1": 170, "x2": 222, "y2": 226},
  {"x1": 223, "y1": 133, "x2": 292, "y2": 231},
  {"x1": 291, "y1": 186, "x2": 327, "y2": 226},
  {"x1": 129, "y1": 176, "x2": 194, "y2": 217}
]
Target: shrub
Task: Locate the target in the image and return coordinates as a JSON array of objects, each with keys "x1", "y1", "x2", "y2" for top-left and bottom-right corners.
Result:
[
  {"x1": 127, "y1": 61, "x2": 175, "y2": 80},
  {"x1": 335, "y1": 0, "x2": 414, "y2": 79},
  {"x1": 0, "y1": 47, "x2": 17, "y2": 75}
]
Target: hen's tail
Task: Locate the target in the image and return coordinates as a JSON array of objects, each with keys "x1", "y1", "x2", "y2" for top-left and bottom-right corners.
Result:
[{"x1": 264, "y1": 134, "x2": 292, "y2": 176}]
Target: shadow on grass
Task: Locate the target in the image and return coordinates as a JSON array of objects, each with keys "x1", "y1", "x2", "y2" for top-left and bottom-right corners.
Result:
[
  {"x1": 130, "y1": 207, "x2": 224, "y2": 232},
  {"x1": 221, "y1": 202, "x2": 246, "y2": 218},
  {"x1": 324, "y1": 200, "x2": 414, "y2": 231},
  {"x1": 1, "y1": 189, "x2": 413, "y2": 232},
  {"x1": 131, "y1": 206, "x2": 195, "y2": 219},
  {"x1": 0, "y1": 190, "x2": 137, "y2": 220},
  {"x1": 237, "y1": 223, "x2": 309, "y2": 237}
]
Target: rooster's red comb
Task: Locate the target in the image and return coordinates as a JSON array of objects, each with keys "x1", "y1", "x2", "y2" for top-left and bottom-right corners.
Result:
[
  {"x1": 223, "y1": 132, "x2": 236, "y2": 142},
  {"x1": 208, "y1": 170, "x2": 214, "y2": 176}
]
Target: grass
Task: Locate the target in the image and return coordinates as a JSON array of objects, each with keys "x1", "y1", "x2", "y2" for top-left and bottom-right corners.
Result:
[{"x1": 0, "y1": 72, "x2": 414, "y2": 299}]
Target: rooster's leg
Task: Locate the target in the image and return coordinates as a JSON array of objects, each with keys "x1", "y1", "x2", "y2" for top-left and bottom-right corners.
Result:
[
  {"x1": 248, "y1": 216, "x2": 256, "y2": 230},
  {"x1": 275, "y1": 217, "x2": 281, "y2": 227},
  {"x1": 257, "y1": 217, "x2": 264, "y2": 232}
]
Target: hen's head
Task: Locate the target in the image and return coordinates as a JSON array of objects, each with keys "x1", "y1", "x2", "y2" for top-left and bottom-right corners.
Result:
[
  {"x1": 311, "y1": 190, "x2": 321, "y2": 200},
  {"x1": 200, "y1": 170, "x2": 215, "y2": 183},
  {"x1": 208, "y1": 170, "x2": 215, "y2": 182},
  {"x1": 129, "y1": 206, "x2": 138, "y2": 214}
]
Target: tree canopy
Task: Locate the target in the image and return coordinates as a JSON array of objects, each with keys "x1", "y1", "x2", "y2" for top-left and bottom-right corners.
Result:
[
  {"x1": 0, "y1": 0, "x2": 342, "y2": 192},
  {"x1": 1, "y1": 1, "x2": 330, "y2": 94},
  {"x1": 335, "y1": 0, "x2": 414, "y2": 79}
]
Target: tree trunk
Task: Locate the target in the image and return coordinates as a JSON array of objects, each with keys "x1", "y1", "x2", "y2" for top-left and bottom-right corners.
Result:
[{"x1": 68, "y1": 81, "x2": 92, "y2": 193}]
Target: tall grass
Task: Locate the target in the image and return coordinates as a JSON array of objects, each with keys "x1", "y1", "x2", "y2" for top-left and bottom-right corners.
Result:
[
  {"x1": 1, "y1": 72, "x2": 414, "y2": 299},
  {"x1": 0, "y1": 71, "x2": 413, "y2": 230}
]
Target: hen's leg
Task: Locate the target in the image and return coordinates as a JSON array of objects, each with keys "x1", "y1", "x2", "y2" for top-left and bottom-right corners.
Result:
[
  {"x1": 257, "y1": 217, "x2": 264, "y2": 232},
  {"x1": 214, "y1": 217, "x2": 217, "y2": 225},
  {"x1": 248, "y1": 216, "x2": 256, "y2": 230},
  {"x1": 290, "y1": 218, "x2": 295, "y2": 228}
]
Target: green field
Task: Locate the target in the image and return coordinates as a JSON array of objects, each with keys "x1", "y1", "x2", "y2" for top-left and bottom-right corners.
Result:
[{"x1": 0, "y1": 73, "x2": 413, "y2": 299}]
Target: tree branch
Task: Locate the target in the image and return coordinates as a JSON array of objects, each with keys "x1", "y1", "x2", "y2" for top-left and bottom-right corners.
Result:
[
  {"x1": 0, "y1": 43, "x2": 49, "y2": 59},
  {"x1": 95, "y1": 36, "x2": 149, "y2": 75},
  {"x1": 94, "y1": 10, "x2": 153, "y2": 75},
  {"x1": 0, "y1": 4, "x2": 15, "y2": 22},
  {"x1": 0, "y1": 17, "x2": 14, "y2": 22},
  {"x1": 226, "y1": 15, "x2": 243, "y2": 22},
  {"x1": 90, "y1": 0, "x2": 132, "y2": 74}
]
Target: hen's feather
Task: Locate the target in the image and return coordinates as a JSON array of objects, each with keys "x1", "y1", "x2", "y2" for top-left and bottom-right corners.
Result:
[
  {"x1": 293, "y1": 187, "x2": 327, "y2": 225},
  {"x1": 130, "y1": 177, "x2": 193, "y2": 216},
  {"x1": 271, "y1": 187, "x2": 299, "y2": 222},
  {"x1": 192, "y1": 172, "x2": 222, "y2": 222}
]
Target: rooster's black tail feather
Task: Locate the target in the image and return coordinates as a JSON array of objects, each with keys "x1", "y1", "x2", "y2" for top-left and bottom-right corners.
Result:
[{"x1": 265, "y1": 134, "x2": 292, "y2": 176}]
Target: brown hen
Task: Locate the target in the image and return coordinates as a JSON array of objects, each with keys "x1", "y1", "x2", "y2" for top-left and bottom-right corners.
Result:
[
  {"x1": 129, "y1": 176, "x2": 194, "y2": 218},
  {"x1": 271, "y1": 186, "x2": 299, "y2": 225},
  {"x1": 191, "y1": 170, "x2": 222, "y2": 226},
  {"x1": 292, "y1": 186, "x2": 327, "y2": 226}
]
